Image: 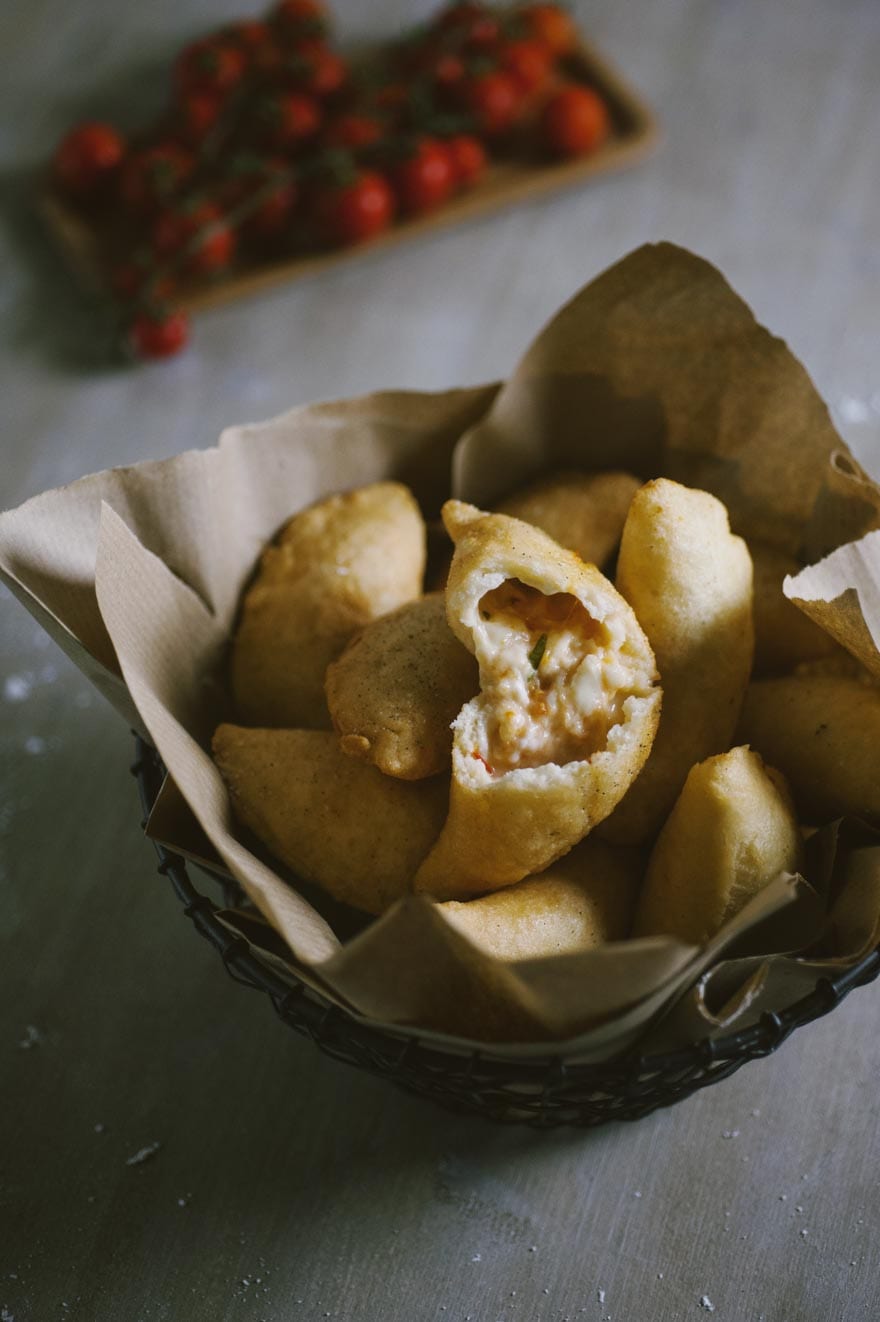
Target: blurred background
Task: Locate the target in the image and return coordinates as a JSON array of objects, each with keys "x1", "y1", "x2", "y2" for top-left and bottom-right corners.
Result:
[{"x1": 2, "y1": 3, "x2": 879, "y2": 1320}]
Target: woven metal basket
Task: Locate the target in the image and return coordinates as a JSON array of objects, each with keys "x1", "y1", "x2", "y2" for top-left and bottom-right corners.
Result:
[{"x1": 133, "y1": 736, "x2": 880, "y2": 1128}]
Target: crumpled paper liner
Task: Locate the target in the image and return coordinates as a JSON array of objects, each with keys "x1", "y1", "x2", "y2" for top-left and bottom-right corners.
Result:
[{"x1": 3, "y1": 242, "x2": 880, "y2": 1057}]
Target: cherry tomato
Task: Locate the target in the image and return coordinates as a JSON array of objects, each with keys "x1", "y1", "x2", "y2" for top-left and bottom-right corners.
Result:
[
  {"x1": 540, "y1": 85, "x2": 610, "y2": 157},
  {"x1": 272, "y1": 0, "x2": 329, "y2": 42},
  {"x1": 128, "y1": 310, "x2": 190, "y2": 359},
  {"x1": 118, "y1": 143, "x2": 195, "y2": 214},
  {"x1": 445, "y1": 133, "x2": 487, "y2": 189},
  {"x1": 283, "y1": 39, "x2": 348, "y2": 98},
  {"x1": 322, "y1": 112, "x2": 383, "y2": 151},
  {"x1": 400, "y1": 47, "x2": 466, "y2": 100},
  {"x1": 313, "y1": 169, "x2": 395, "y2": 245},
  {"x1": 500, "y1": 38, "x2": 553, "y2": 95},
  {"x1": 52, "y1": 122, "x2": 125, "y2": 198},
  {"x1": 254, "y1": 90, "x2": 322, "y2": 150},
  {"x1": 521, "y1": 4, "x2": 578, "y2": 57},
  {"x1": 435, "y1": 3, "x2": 500, "y2": 50},
  {"x1": 174, "y1": 38, "x2": 247, "y2": 96},
  {"x1": 153, "y1": 201, "x2": 236, "y2": 275},
  {"x1": 389, "y1": 138, "x2": 455, "y2": 215},
  {"x1": 175, "y1": 90, "x2": 224, "y2": 147},
  {"x1": 432, "y1": 51, "x2": 467, "y2": 93},
  {"x1": 456, "y1": 69, "x2": 521, "y2": 135}
]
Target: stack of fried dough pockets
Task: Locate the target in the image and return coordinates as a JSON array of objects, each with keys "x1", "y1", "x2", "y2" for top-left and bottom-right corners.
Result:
[{"x1": 214, "y1": 471, "x2": 880, "y2": 963}]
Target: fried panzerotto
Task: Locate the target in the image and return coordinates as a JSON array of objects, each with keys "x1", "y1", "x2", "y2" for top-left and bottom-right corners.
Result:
[
  {"x1": 634, "y1": 745, "x2": 802, "y2": 946},
  {"x1": 212, "y1": 724, "x2": 448, "y2": 915},
  {"x1": 230, "y1": 482, "x2": 425, "y2": 729},
  {"x1": 325, "y1": 592, "x2": 479, "y2": 779},
  {"x1": 436, "y1": 836, "x2": 645, "y2": 961},
  {"x1": 413, "y1": 501, "x2": 662, "y2": 900},
  {"x1": 495, "y1": 469, "x2": 642, "y2": 568},
  {"x1": 600, "y1": 479, "x2": 754, "y2": 845},
  {"x1": 737, "y1": 674, "x2": 880, "y2": 824}
]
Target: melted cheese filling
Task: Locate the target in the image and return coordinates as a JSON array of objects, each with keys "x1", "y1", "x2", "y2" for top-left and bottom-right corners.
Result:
[{"x1": 473, "y1": 579, "x2": 634, "y2": 775}]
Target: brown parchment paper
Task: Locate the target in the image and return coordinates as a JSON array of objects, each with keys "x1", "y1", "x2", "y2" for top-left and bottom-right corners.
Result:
[{"x1": 3, "y1": 242, "x2": 880, "y2": 1057}]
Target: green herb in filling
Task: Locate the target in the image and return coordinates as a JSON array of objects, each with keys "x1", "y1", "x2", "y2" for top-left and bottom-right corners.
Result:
[{"x1": 528, "y1": 633, "x2": 548, "y2": 671}]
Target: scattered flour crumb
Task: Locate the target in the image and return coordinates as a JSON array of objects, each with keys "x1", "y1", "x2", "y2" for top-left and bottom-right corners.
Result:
[
  {"x1": 1, "y1": 1307, "x2": 15, "y2": 1321},
  {"x1": 699, "y1": 1296, "x2": 715, "y2": 1312},
  {"x1": 126, "y1": 1140, "x2": 161, "y2": 1167},
  {"x1": 779, "y1": 1194, "x2": 788, "y2": 1202},
  {"x1": 471, "y1": 1254, "x2": 481, "y2": 1263},
  {"x1": 633, "y1": 1190, "x2": 642, "y2": 1199},
  {"x1": 721, "y1": 1129, "x2": 740, "y2": 1139},
  {"x1": 598, "y1": 1288, "x2": 606, "y2": 1304},
  {"x1": 657, "y1": 1273, "x2": 664, "y2": 1281},
  {"x1": 4, "y1": 674, "x2": 32, "y2": 703},
  {"x1": 18, "y1": 1025, "x2": 41, "y2": 1050},
  {"x1": 799, "y1": 1228, "x2": 809, "y2": 1240},
  {"x1": 838, "y1": 396, "x2": 871, "y2": 424}
]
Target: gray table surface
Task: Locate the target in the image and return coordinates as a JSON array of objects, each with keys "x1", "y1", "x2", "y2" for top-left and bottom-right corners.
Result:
[{"x1": 2, "y1": 1, "x2": 880, "y2": 1319}]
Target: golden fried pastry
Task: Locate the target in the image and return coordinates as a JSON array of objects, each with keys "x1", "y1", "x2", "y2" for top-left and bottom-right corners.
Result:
[
  {"x1": 496, "y1": 469, "x2": 641, "y2": 568},
  {"x1": 600, "y1": 479, "x2": 754, "y2": 845},
  {"x1": 737, "y1": 674, "x2": 880, "y2": 823},
  {"x1": 230, "y1": 482, "x2": 425, "y2": 729},
  {"x1": 436, "y1": 836, "x2": 645, "y2": 960},
  {"x1": 212, "y1": 725, "x2": 448, "y2": 914},
  {"x1": 325, "y1": 592, "x2": 478, "y2": 779},
  {"x1": 750, "y1": 541, "x2": 840, "y2": 675},
  {"x1": 634, "y1": 746, "x2": 802, "y2": 946},
  {"x1": 413, "y1": 501, "x2": 662, "y2": 899}
]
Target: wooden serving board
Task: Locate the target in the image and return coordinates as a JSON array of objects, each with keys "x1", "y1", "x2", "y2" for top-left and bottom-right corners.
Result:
[{"x1": 40, "y1": 37, "x2": 659, "y2": 315}]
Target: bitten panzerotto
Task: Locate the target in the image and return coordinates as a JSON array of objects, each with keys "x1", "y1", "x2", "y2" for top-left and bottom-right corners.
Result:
[{"x1": 413, "y1": 500, "x2": 662, "y2": 899}]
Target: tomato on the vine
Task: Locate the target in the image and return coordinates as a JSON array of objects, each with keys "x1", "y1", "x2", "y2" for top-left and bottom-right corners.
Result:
[
  {"x1": 175, "y1": 90, "x2": 224, "y2": 147},
  {"x1": 223, "y1": 157, "x2": 298, "y2": 244},
  {"x1": 389, "y1": 138, "x2": 455, "y2": 215},
  {"x1": 52, "y1": 122, "x2": 126, "y2": 199},
  {"x1": 520, "y1": 4, "x2": 578, "y2": 57},
  {"x1": 312, "y1": 167, "x2": 395, "y2": 245},
  {"x1": 254, "y1": 90, "x2": 322, "y2": 150},
  {"x1": 153, "y1": 200, "x2": 236, "y2": 275},
  {"x1": 455, "y1": 69, "x2": 521, "y2": 135},
  {"x1": 128, "y1": 310, "x2": 190, "y2": 359},
  {"x1": 445, "y1": 133, "x2": 487, "y2": 189},
  {"x1": 174, "y1": 38, "x2": 247, "y2": 97},
  {"x1": 283, "y1": 39, "x2": 348, "y2": 98},
  {"x1": 118, "y1": 143, "x2": 195, "y2": 214},
  {"x1": 109, "y1": 258, "x2": 176, "y2": 306},
  {"x1": 540, "y1": 84, "x2": 610, "y2": 157},
  {"x1": 500, "y1": 38, "x2": 553, "y2": 95}
]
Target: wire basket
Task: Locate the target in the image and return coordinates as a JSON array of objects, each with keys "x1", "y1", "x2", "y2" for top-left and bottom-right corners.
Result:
[{"x1": 132, "y1": 736, "x2": 880, "y2": 1128}]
